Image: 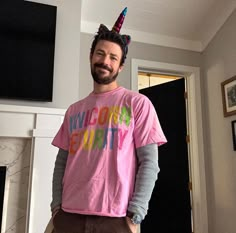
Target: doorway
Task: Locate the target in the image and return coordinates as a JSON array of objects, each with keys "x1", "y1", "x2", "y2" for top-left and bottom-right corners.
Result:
[
  {"x1": 131, "y1": 59, "x2": 208, "y2": 233},
  {"x1": 139, "y1": 74, "x2": 192, "y2": 232}
]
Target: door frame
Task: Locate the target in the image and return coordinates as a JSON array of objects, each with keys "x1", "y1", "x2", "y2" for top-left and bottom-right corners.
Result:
[{"x1": 131, "y1": 59, "x2": 208, "y2": 233}]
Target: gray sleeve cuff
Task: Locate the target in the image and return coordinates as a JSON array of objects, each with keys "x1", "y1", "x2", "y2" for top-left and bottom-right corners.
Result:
[
  {"x1": 50, "y1": 148, "x2": 68, "y2": 211},
  {"x1": 128, "y1": 143, "x2": 159, "y2": 221}
]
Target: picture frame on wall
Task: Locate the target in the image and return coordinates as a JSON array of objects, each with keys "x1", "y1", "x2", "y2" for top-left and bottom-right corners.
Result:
[
  {"x1": 231, "y1": 120, "x2": 236, "y2": 151},
  {"x1": 221, "y1": 75, "x2": 236, "y2": 117}
]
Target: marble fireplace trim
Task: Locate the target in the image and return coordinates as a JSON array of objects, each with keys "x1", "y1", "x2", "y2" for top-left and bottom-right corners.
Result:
[{"x1": 0, "y1": 104, "x2": 65, "y2": 233}]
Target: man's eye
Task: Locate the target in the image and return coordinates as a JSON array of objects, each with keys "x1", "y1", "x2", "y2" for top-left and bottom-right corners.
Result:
[
  {"x1": 111, "y1": 57, "x2": 117, "y2": 61},
  {"x1": 96, "y1": 51, "x2": 103, "y2": 56}
]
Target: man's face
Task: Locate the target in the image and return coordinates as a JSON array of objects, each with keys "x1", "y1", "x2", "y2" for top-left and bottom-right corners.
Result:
[{"x1": 90, "y1": 40, "x2": 123, "y2": 85}]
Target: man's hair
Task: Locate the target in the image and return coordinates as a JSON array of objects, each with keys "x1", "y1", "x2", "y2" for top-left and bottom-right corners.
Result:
[{"x1": 90, "y1": 31, "x2": 128, "y2": 66}]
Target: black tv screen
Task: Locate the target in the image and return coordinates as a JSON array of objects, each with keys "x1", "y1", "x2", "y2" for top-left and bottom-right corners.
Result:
[{"x1": 0, "y1": 1, "x2": 57, "y2": 102}]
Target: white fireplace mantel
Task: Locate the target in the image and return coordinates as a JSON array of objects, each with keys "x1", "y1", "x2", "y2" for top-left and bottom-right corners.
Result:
[
  {"x1": 0, "y1": 104, "x2": 66, "y2": 233},
  {"x1": 0, "y1": 104, "x2": 66, "y2": 138}
]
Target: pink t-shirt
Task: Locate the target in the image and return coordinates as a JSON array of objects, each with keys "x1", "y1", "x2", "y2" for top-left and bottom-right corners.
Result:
[{"x1": 52, "y1": 87, "x2": 167, "y2": 217}]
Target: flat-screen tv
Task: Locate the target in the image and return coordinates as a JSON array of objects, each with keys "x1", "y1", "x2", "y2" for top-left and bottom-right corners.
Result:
[{"x1": 0, "y1": 1, "x2": 57, "y2": 102}]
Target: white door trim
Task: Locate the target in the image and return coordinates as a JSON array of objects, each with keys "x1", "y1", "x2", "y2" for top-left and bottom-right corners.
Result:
[{"x1": 131, "y1": 59, "x2": 208, "y2": 233}]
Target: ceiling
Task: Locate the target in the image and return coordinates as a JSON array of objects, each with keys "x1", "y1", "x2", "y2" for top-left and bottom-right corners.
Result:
[{"x1": 81, "y1": 0, "x2": 236, "y2": 51}]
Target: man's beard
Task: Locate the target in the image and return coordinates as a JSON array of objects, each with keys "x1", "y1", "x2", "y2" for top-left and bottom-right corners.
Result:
[{"x1": 91, "y1": 63, "x2": 119, "y2": 85}]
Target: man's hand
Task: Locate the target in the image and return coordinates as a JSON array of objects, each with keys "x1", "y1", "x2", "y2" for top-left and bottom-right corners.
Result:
[
  {"x1": 125, "y1": 216, "x2": 138, "y2": 233},
  {"x1": 52, "y1": 205, "x2": 61, "y2": 219}
]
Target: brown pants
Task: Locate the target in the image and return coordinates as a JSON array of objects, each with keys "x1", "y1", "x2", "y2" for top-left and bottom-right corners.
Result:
[{"x1": 53, "y1": 209, "x2": 133, "y2": 233}]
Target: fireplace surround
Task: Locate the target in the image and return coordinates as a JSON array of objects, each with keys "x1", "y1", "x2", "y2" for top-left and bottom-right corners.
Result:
[{"x1": 0, "y1": 104, "x2": 65, "y2": 233}]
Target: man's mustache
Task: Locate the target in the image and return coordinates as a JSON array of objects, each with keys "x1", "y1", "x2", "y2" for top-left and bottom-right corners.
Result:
[{"x1": 94, "y1": 63, "x2": 113, "y2": 72}]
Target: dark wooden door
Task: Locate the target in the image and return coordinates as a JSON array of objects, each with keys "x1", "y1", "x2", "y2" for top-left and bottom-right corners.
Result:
[{"x1": 140, "y1": 78, "x2": 192, "y2": 233}]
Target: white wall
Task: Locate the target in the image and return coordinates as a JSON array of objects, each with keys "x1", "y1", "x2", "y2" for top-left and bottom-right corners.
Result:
[
  {"x1": 202, "y1": 10, "x2": 236, "y2": 233},
  {"x1": 0, "y1": 0, "x2": 81, "y2": 109}
]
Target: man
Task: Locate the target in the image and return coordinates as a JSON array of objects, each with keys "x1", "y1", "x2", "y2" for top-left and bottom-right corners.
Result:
[{"x1": 51, "y1": 7, "x2": 167, "y2": 233}]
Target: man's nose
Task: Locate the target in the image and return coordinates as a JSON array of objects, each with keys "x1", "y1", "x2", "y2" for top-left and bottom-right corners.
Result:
[{"x1": 100, "y1": 55, "x2": 110, "y2": 65}]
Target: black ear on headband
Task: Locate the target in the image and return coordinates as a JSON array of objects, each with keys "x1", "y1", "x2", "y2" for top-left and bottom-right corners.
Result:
[
  {"x1": 98, "y1": 24, "x2": 110, "y2": 34},
  {"x1": 121, "y1": 35, "x2": 131, "y2": 45}
]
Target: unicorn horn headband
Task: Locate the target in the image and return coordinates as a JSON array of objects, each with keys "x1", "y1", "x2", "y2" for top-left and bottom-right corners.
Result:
[
  {"x1": 112, "y1": 7, "x2": 128, "y2": 33},
  {"x1": 97, "y1": 7, "x2": 131, "y2": 45}
]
